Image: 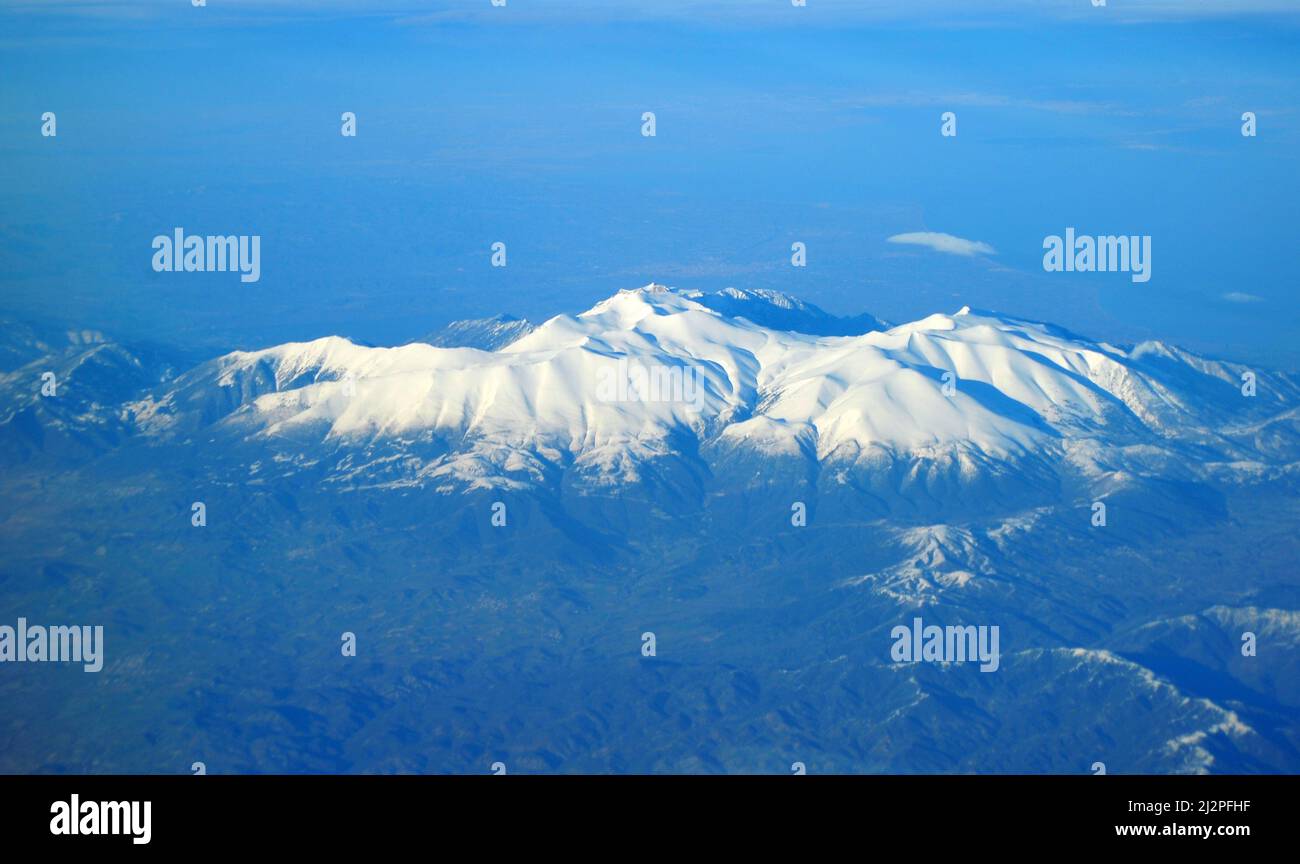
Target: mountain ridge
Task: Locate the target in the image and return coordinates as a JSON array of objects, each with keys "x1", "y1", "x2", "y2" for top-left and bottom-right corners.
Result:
[
  {"x1": 3, "y1": 283, "x2": 1298, "y2": 509},
  {"x1": 110, "y1": 284, "x2": 1300, "y2": 497}
]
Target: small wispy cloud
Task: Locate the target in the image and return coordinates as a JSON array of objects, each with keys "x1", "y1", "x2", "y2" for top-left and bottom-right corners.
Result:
[
  {"x1": 887, "y1": 232, "x2": 995, "y2": 257},
  {"x1": 1222, "y1": 291, "x2": 1264, "y2": 303}
]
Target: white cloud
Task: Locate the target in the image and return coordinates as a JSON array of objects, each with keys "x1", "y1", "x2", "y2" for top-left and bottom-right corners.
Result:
[
  {"x1": 887, "y1": 232, "x2": 995, "y2": 257},
  {"x1": 1222, "y1": 292, "x2": 1264, "y2": 304}
]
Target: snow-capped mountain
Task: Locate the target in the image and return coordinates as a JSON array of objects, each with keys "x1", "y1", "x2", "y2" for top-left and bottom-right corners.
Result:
[
  {"x1": 405, "y1": 285, "x2": 884, "y2": 354},
  {"x1": 121, "y1": 283, "x2": 1300, "y2": 505},
  {"x1": 0, "y1": 319, "x2": 182, "y2": 463}
]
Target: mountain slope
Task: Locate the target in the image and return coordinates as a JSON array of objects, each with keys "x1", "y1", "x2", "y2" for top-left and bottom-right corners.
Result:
[
  {"x1": 692, "y1": 286, "x2": 888, "y2": 336},
  {"x1": 416, "y1": 314, "x2": 535, "y2": 351},
  {"x1": 0, "y1": 323, "x2": 183, "y2": 464}
]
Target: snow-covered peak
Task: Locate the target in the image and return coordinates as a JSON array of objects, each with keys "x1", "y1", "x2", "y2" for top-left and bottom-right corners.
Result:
[
  {"x1": 573, "y1": 282, "x2": 707, "y2": 324},
  {"x1": 129, "y1": 284, "x2": 1300, "y2": 491}
]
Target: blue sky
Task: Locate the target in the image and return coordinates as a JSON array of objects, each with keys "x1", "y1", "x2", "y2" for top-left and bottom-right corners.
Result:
[{"x1": 1, "y1": 0, "x2": 1298, "y2": 368}]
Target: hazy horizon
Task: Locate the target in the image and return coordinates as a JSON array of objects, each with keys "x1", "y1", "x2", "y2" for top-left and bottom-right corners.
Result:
[{"x1": 2, "y1": 1, "x2": 1298, "y2": 369}]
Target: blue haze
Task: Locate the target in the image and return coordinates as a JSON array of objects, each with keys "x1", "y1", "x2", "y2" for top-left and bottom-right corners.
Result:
[{"x1": 0, "y1": 1, "x2": 1298, "y2": 366}]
